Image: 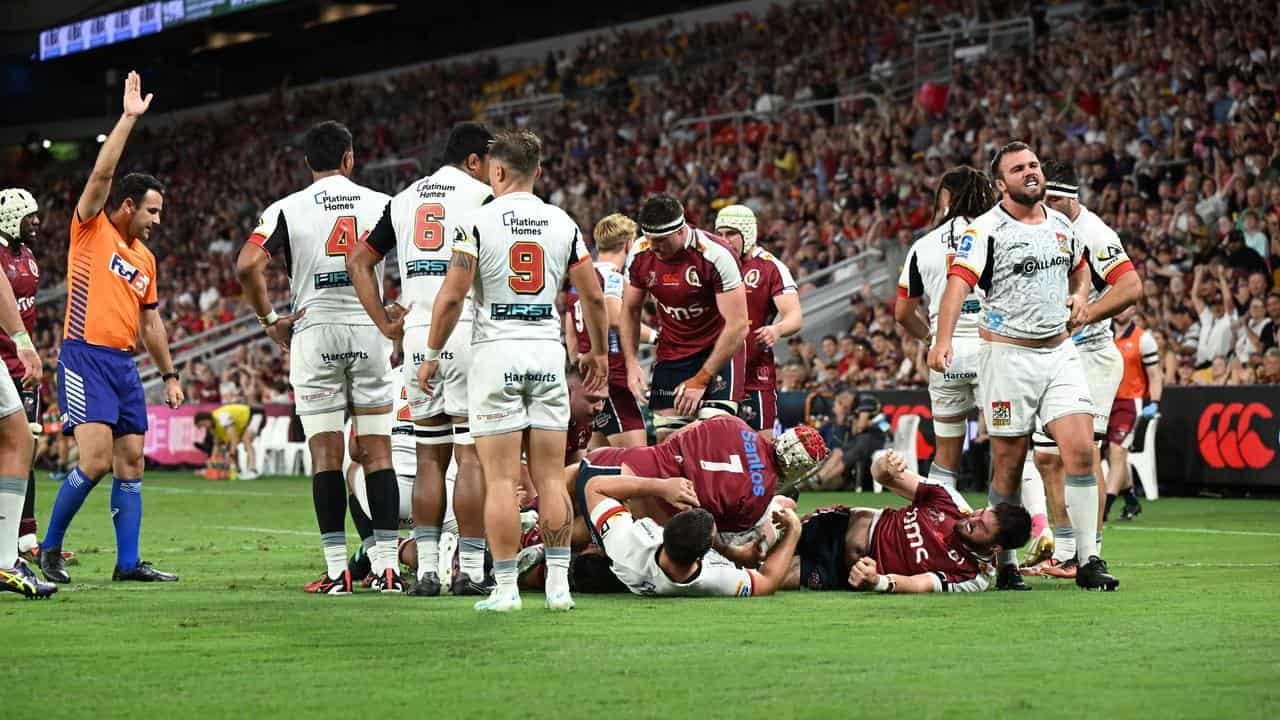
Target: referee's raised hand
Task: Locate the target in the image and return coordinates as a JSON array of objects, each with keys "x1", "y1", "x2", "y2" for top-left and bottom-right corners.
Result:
[{"x1": 122, "y1": 70, "x2": 153, "y2": 118}]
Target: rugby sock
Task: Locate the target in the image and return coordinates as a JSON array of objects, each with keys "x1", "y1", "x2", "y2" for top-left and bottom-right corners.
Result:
[
  {"x1": 1096, "y1": 532, "x2": 1103, "y2": 556},
  {"x1": 321, "y1": 532, "x2": 347, "y2": 579},
  {"x1": 460, "y1": 536, "x2": 486, "y2": 581},
  {"x1": 313, "y1": 470, "x2": 347, "y2": 579},
  {"x1": 927, "y1": 463, "x2": 957, "y2": 489},
  {"x1": 361, "y1": 536, "x2": 375, "y2": 554},
  {"x1": 546, "y1": 546, "x2": 570, "y2": 595},
  {"x1": 1065, "y1": 473, "x2": 1099, "y2": 562},
  {"x1": 987, "y1": 488, "x2": 1021, "y2": 567},
  {"x1": 348, "y1": 493, "x2": 374, "y2": 544},
  {"x1": 110, "y1": 478, "x2": 143, "y2": 571},
  {"x1": 1020, "y1": 472, "x2": 1048, "y2": 537},
  {"x1": 413, "y1": 526, "x2": 440, "y2": 580},
  {"x1": 1122, "y1": 488, "x2": 1140, "y2": 507},
  {"x1": 372, "y1": 529, "x2": 399, "y2": 576},
  {"x1": 493, "y1": 558, "x2": 518, "y2": 593},
  {"x1": 0, "y1": 476, "x2": 25, "y2": 568},
  {"x1": 1052, "y1": 525, "x2": 1075, "y2": 563},
  {"x1": 42, "y1": 466, "x2": 98, "y2": 550},
  {"x1": 364, "y1": 469, "x2": 400, "y2": 531},
  {"x1": 19, "y1": 466, "x2": 36, "y2": 537},
  {"x1": 1104, "y1": 493, "x2": 1118, "y2": 518}
]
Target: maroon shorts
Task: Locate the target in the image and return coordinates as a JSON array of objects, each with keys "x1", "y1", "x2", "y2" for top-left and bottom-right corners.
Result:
[
  {"x1": 738, "y1": 389, "x2": 778, "y2": 432},
  {"x1": 1107, "y1": 397, "x2": 1138, "y2": 447},
  {"x1": 593, "y1": 381, "x2": 645, "y2": 436},
  {"x1": 649, "y1": 345, "x2": 746, "y2": 416}
]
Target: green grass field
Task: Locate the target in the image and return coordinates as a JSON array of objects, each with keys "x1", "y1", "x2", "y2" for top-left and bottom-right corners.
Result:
[{"x1": 9, "y1": 471, "x2": 1280, "y2": 719}]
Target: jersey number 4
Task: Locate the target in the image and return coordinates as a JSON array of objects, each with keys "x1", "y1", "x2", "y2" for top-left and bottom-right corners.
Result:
[
  {"x1": 413, "y1": 203, "x2": 446, "y2": 251},
  {"x1": 325, "y1": 216, "x2": 369, "y2": 257},
  {"x1": 508, "y1": 241, "x2": 546, "y2": 295}
]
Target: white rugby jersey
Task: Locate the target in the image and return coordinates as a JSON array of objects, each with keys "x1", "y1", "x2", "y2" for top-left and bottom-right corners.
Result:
[
  {"x1": 950, "y1": 203, "x2": 1084, "y2": 340},
  {"x1": 898, "y1": 216, "x2": 983, "y2": 338},
  {"x1": 591, "y1": 499, "x2": 756, "y2": 597},
  {"x1": 1069, "y1": 205, "x2": 1135, "y2": 349},
  {"x1": 250, "y1": 175, "x2": 389, "y2": 332},
  {"x1": 450, "y1": 192, "x2": 589, "y2": 345},
  {"x1": 364, "y1": 165, "x2": 493, "y2": 329}
]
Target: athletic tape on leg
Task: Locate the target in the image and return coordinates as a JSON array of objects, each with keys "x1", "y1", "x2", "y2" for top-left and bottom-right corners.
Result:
[
  {"x1": 300, "y1": 410, "x2": 345, "y2": 439},
  {"x1": 354, "y1": 411, "x2": 394, "y2": 437}
]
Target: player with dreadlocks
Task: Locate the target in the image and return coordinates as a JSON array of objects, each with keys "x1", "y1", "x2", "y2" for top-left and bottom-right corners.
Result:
[{"x1": 894, "y1": 167, "x2": 998, "y2": 489}]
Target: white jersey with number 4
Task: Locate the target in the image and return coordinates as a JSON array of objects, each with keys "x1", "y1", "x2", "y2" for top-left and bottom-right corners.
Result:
[
  {"x1": 249, "y1": 175, "x2": 389, "y2": 333},
  {"x1": 451, "y1": 191, "x2": 590, "y2": 346},
  {"x1": 898, "y1": 216, "x2": 983, "y2": 338},
  {"x1": 364, "y1": 165, "x2": 493, "y2": 329}
]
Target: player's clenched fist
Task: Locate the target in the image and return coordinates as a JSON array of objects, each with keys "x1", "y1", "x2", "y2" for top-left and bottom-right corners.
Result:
[{"x1": 847, "y1": 556, "x2": 880, "y2": 591}]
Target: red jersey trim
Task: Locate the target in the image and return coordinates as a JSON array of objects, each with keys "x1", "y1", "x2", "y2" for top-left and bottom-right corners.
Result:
[
  {"x1": 357, "y1": 235, "x2": 385, "y2": 260},
  {"x1": 897, "y1": 284, "x2": 920, "y2": 300},
  {"x1": 1103, "y1": 260, "x2": 1135, "y2": 285},
  {"x1": 948, "y1": 263, "x2": 979, "y2": 287},
  {"x1": 247, "y1": 233, "x2": 268, "y2": 248},
  {"x1": 1072, "y1": 255, "x2": 1087, "y2": 273},
  {"x1": 594, "y1": 505, "x2": 627, "y2": 535}
]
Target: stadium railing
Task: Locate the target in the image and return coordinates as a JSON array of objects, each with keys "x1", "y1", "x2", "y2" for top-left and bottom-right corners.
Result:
[
  {"x1": 136, "y1": 301, "x2": 289, "y2": 398},
  {"x1": 772, "y1": 247, "x2": 899, "y2": 365},
  {"x1": 670, "y1": 92, "x2": 891, "y2": 149}
]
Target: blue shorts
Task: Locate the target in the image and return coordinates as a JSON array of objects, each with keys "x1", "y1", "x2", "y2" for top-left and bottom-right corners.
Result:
[{"x1": 58, "y1": 339, "x2": 148, "y2": 437}]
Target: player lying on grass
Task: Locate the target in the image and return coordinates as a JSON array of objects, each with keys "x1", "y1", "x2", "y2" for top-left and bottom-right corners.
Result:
[
  {"x1": 785, "y1": 450, "x2": 1031, "y2": 593},
  {"x1": 581, "y1": 469, "x2": 801, "y2": 597}
]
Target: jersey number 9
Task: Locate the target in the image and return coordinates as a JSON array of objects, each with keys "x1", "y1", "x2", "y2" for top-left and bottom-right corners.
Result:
[{"x1": 508, "y1": 242, "x2": 546, "y2": 295}]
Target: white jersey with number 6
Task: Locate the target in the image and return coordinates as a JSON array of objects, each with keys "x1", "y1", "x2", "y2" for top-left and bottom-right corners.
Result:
[
  {"x1": 249, "y1": 174, "x2": 389, "y2": 333},
  {"x1": 451, "y1": 191, "x2": 590, "y2": 346}
]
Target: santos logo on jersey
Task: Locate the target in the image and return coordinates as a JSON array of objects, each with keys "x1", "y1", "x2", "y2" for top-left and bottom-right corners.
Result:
[{"x1": 108, "y1": 253, "x2": 150, "y2": 296}]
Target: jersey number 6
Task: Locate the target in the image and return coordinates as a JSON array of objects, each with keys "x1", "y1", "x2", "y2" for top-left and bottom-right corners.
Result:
[
  {"x1": 413, "y1": 203, "x2": 446, "y2": 251},
  {"x1": 508, "y1": 241, "x2": 546, "y2": 295}
]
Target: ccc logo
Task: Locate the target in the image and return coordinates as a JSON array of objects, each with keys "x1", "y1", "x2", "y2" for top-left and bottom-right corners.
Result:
[{"x1": 1197, "y1": 402, "x2": 1275, "y2": 470}]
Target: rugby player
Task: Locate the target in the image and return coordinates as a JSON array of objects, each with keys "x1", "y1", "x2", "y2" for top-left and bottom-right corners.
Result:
[
  {"x1": 565, "y1": 213, "x2": 655, "y2": 449},
  {"x1": 348, "y1": 122, "x2": 495, "y2": 597},
  {"x1": 930, "y1": 142, "x2": 1117, "y2": 591},
  {"x1": 787, "y1": 450, "x2": 1031, "y2": 593},
  {"x1": 714, "y1": 205, "x2": 801, "y2": 435},
  {"x1": 1024, "y1": 161, "x2": 1140, "y2": 577},
  {"x1": 194, "y1": 404, "x2": 266, "y2": 480},
  {"x1": 0, "y1": 219, "x2": 54, "y2": 598},
  {"x1": 894, "y1": 167, "x2": 998, "y2": 489},
  {"x1": 420, "y1": 129, "x2": 609, "y2": 612},
  {"x1": 1104, "y1": 305, "x2": 1161, "y2": 521},
  {"x1": 40, "y1": 72, "x2": 182, "y2": 584},
  {"x1": 621, "y1": 194, "x2": 748, "y2": 440},
  {"x1": 237, "y1": 120, "x2": 401, "y2": 595}
]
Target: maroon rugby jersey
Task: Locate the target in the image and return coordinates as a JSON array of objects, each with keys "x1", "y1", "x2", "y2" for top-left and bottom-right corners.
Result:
[
  {"x1": 566, "y1": 420, "x2": 593, "y2": 466},
  {"x1": 0, "y1": 242, "x2": 39, "y2": 378},
  {"x1": 870, "y1": 482, "x2": 993, "y2": 590},
  {"x1": 566, "y1": 261, "x2": 627, "y2": 382},
  {"x1": 741, "y1": 246, "x2": 796, "y2": 392},
  {"x1": 584, "y1": 415, "x2": 775, "y2": 532},
  {"x1": 626, "y1": 228, "x2": 742, "y2": 362}
]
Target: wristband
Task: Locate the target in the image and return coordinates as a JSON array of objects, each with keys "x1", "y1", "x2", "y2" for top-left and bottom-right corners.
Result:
[
  {"x1": 685, "y1": 368, "x2": 714, "y2": 390},
  {"x1": 162, "y1": 372, "x2": 180, "y2": 383},
  {"x1": 423, "y1": 347, "x2": 441, "y2": 362},
  {"x1": 873, "y1": 575, "x2": 890, "y2": 593},
  {"x1": 257, "y1": 310, "x2": 280, "y2": 327},
  {"x1": 650, "y1": 326, "x2": 660, "y2": 343},
  {"x1": 10, "y1": 330, "x2": 34, "y2": 353}
]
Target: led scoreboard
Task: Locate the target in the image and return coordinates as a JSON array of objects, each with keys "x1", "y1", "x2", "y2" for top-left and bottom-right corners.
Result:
[{"x1": 39, "y1": 0, "x2": 285, "y2": 61}]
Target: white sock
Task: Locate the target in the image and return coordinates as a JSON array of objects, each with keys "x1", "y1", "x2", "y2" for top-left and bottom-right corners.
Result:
[
  {"x1": 1052, "y1": 525, "x2": 1075, "y2": 563},
  {"x1": 546, "y1": 546, "x2": 570, "y2": 595},
  {"x1": 372, "y1": 529, "x2": 398, "y2": 575},
  {"x1": 1065, "y1": 473, "x2": 1099, "y2": 562},
  {"x1": 0, "y1": 477, "x2": 24, "y2": 568},
  {"x1": 1020, "y1": 471, "x2": 1047, "y2": 520},
  {"x1": 927, "y1": 463, "x2": 956, "y2": 489},
  {"x1": 459, "y1": 536, "x2": 486, "y2": 581},
  {"x1": 413, "y1": 526, "x2": 440, "y2": 580},
  {"x1": 321, "y1": 532, "x2": 347, "y2": 579},
  {"x1": 493, "y1": 558, "x2": 518, "y2": 593}
]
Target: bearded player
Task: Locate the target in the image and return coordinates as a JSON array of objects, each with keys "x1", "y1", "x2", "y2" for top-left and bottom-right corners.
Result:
[
  {"x1": 894, "y1": 167, "x2": 998, "y2": 489},
  {"x1": 621, "y1": 194, "x2": 748, "y2": 441},
  {"x1": 1023, "y1": 161, "x2": 1140, "y2": 577},
  {"x1": 787, "y1": 450, "x2": 1031, "y2": 593},
  {"x1": 565, "y1": 213, "x2": 656, "y2": 449},
  {"x1": 714, "y1": 205, "x2": 801, "y2": 435}
]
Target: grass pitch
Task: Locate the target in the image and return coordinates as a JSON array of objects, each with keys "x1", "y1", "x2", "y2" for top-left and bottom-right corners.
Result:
[{"x1": 9, "y1": 471, "x2": 1280, "y2": 719}]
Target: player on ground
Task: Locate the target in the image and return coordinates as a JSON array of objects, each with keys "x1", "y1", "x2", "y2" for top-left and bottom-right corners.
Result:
[
  {"x1": 565, "y1": 213, "x2": 655, "y2": 449},
  {"x1": 1104, "y1": 305, "x2": 1161, "y2": 520},
  {"x1": 1023, "y1": 161, "x2": 1141, "y2": 576},
  {"x1": 0, "y1": 217, "x2": 55, "y2": 599},
  {"x1": 194, "y1": 404, "x2": 266, "y2": 479},
  {"x1": 894, "y1": 167, "x2": 998, "y2": 488},
  {"x1": 929, "y1": 141, "x2": 1117, "y2": 591},
  {"x1": 714, "y1": 205, "x2": 801, "y2": 435},
  {"x1": 237, "y1": 120, "x2": 402, "y2": 595},
  {"x1": 39, "y1": 72, "x2": 183, "y2": 585},
  {"x1": 347, "y1": 122, "x2": 495, "y2": 597},
  {"x1": 621, "y1": 194, "x2": 748, "y2": 441},
  {"x1": 582, "y1": 470, "x2": 800, "y2": 597},
  {"x1": 420, "y1": 129, "x2": 609, "y2": 612},
  {"x1": 786, "y1": 450, "x2": 1031, "y2": 593}
]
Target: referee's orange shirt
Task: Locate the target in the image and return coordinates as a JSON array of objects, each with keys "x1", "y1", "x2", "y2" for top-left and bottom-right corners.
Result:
[{"x1": 63, "y1": 211, "x2": 158, "y2": 352}]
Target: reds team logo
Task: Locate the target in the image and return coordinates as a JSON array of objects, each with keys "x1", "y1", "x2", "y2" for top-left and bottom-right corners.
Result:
[
  {"x1": 1198, "y1": 402, "x2": 1275, "y2": 470},
  {"x1": 684, "y1": 266, "x2": 702, "y2": 287},
  {"x1": 743, "y1": 268, "x2": 761, "y2": 288}
]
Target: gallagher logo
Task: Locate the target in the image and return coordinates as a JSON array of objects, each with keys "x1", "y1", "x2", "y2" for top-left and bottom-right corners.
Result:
[{"x1": 1197, "y1": 402, "x2": 1275, "y2": 470}]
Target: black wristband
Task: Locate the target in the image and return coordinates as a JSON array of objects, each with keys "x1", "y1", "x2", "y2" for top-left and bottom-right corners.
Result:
[{"x1": 162, "y1": 372, "x2": 180, "y2": 382}]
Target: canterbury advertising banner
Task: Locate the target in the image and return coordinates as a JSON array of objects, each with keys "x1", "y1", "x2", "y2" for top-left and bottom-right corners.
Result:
[
  {"x1": 868, "y1": 389, "x2": 937, "y2": 466},
  {"x1": 1158, "y1": 386, "x2": 1280, "y2": 488}
]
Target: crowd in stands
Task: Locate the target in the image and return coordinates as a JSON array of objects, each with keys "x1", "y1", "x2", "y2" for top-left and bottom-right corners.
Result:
[{"x1": 15, "y1": 0, "x2": 1280, "y2": 409}]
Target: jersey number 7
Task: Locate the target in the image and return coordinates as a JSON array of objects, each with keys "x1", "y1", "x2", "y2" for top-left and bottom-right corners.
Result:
[
  {"x1": 325, "y1": 216, "x2": 370, "y2": 257},
  {"x1": 508, "y1": 241, "x2": 545, "y2": 294}
]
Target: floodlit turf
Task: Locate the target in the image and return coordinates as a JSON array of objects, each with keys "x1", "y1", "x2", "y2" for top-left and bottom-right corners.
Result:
[{"x1": 9, "y1": 471, "x2": 1280, "y2": 719}]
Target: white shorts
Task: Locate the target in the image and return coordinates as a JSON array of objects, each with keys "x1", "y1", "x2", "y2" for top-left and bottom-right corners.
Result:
[
  {"x1": 468, "y1": 339, "x2": 568, "y2": 438},
  {"x1": 929, "y1": 336, "x2": 981, "y2": 418},
  {"x1": 404, "y1": 323, "x2": 472, "y2": 421},
  {"x1": 977, "y1": 339, "x2": 1093, "y2": 438},
  {"x1": 0, "y1": 376, "x2": 21, "y2": 420},
  {"x1": 290, "y1": 324, "x2": 393, "y2": 416},
  {"x1": 1032, "y1": 341, "x2": 1123, "y2": 450}
]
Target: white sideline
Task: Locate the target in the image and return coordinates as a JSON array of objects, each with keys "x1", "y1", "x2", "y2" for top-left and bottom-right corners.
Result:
[
  {"x1": 144, "y1": 485, "x2": 301, "y2": 498},
  {"x1": 1107, "y1": 526, "x2": 1280, "y2": 538},
  {"x1": 213, "y1": 525, "x2": 317, "y2": 537}
]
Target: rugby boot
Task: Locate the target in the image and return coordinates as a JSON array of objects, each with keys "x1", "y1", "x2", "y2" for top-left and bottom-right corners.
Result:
[
  {"x1": 303, "y1": 569, "x2": 353, "y2": 595},
  {"x1": 38, "y1": 545, "x2": 71, "y2": 584},
  {"x1": 452, "y1": 572, "x2": 496, "y2": 596},
  {"x1": 1, "y1": 559, "x2": 57, "y2": 599},
  {"x1": 407, "y1": 571, "x2": 441, "y2": 597},
  {"x1": 1021, "y1": 527, "x2": 1055, "y2": 568},
  {"x1": 112, "y1": 561, "x2": 178, "y2": 582},
  {"x1": 1076, "y1": 556, "x2": 1119, "y2": 591},
  {"x1": 996, "y1": 563, "x2": 1031, "y2": 591},
  {"x1": 1040, "y1": 558, "x2": 1078, "y2": 579}
]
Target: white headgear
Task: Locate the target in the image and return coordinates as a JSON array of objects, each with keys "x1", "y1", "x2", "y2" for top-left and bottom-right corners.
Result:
[
  {"x1": 714, "y1": 204, "x2": 758, "y2": 257},
  {"x1": 0, "y1": 188, "x2": 37, "y2": 244}
]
